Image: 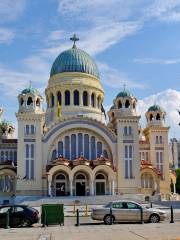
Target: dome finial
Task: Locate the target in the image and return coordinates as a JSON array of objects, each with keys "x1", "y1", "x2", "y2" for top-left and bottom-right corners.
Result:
[
  {"x1": 70, "y1": 34, "x2": 79, "y2": 48},
  {"x1": 123, "y1": 83, "x2": 126, "y2": 91},
  {"x1": 29, "y1": 80, "x2": 32, "y2": 89}
]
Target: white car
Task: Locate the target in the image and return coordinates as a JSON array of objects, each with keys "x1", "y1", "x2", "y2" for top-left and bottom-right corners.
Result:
[{"x1": 91, "y1": 200, "x2": 166, "y2": 224}]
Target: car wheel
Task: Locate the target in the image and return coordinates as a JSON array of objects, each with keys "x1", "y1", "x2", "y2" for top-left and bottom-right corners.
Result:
[
  {"x1": 103, "y1": 215, "x2": 115, "y2": 225},
  {"x1": 149, "y1": 214, "x2": 160, "y2": 223},
  {"x1": 20, "y1": 218, "x2": 32, "y2": 227}
]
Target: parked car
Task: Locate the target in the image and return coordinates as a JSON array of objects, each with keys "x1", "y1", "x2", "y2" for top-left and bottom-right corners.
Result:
[
  {"x1": 91, "y1": 200, "x2": 166, "y2": 224},
  {"x1": 0, "y1": 205, "x2": 39, "y2": 227}
]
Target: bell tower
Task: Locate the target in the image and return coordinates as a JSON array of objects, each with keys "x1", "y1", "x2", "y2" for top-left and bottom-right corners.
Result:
[
  {"x1": 16, "y1": 82, "x2": 45, "y2": 195},
  {"x1": 108, "y1": 87, "x2": 141, "y2": 194}
]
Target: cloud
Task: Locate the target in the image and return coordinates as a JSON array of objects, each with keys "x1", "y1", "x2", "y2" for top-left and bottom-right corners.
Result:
[
  {"x1": 0, "y1": 28, "x2": 15, "y2": 44},
  {"x1": 0, "y1": 56, "x2": 50, "y2": 97},
  {"x1": 134, "y1": 58, "x2": 180, "y2": 65},
  {"x1": 43, "y1": 21, "x2": 141, "y2": 57},
  {"x1": 0, "y1": 0, "x2": 26, "y2": 23},
  {"x1": 98, "y1": 62, "x2": 147, "y2": 89},
  {"x1": 145, "y1": 0, "x2": 180, "y2": 23},
  {"x1": 137, "y1": 89, "x2": 180, "y2": 138}
]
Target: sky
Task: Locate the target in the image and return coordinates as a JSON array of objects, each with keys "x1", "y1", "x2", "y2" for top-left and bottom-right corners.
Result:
[{"x1": 0, "y1": 0, "x2": 180, "y2": 138}]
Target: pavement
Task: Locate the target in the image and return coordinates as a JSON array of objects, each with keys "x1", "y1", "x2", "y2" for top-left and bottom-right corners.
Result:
[{"x1": 0, "y1": 221, "x2": 180, "y2": 240}]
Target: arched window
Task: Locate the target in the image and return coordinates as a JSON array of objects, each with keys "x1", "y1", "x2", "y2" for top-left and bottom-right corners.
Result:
[
  {"x1": 27, "y1": 97, "x2": 33, "y2": 106},
  {"x1": 78, "y1": 133, "x2": 83, "y2": 157},
  {"x1": 118, "y1": 100, "x2": 122, "y2": 108},
  {"x1": 91, "y1": 136, "x2": 96, "y2": 160},
  {"x1": 25, "y1": 125, "x2": 29, "y2": 134},
  {"x1": 65, "y1": 90, "x2": 70, "y2": 105},
  {"x1": 125, "y1": 100, "x2": 130, "y2": 108},
  {"x1": 156, "y1": 113, "x2": 160, "y2": 120},
  {"x1": 47, "y1": 96, "x2": 49, "y2": 108},
  {"x1": 65, "y1": 136, "x2": 70, "y2": 159},
  {"x1": 76, "y1": 173, "x2": 85, "y2": 179},
  {"x1": 91, "y1": 93, "x2": 95, "y2": 107},
  {"x1": 31, "y1": 125, "x2": 35, "y2": 134},
  {"x1": 58, "y1": 141, "x2": 63, "y2": 156},
  {"x1": 52, "y1": 149, "x2": 57, "y2": 160},
  {"x1": 26, "y1": 144, "x2": 29, "y2": 158},
  {"x1": 129, "y1": 126, "x2": 132, "y2": 135},
  {"x1": 103, "y1": 150, "x2": 108, "y2": 159},
  {"x1": 20, "y1": 98, "x2": 24, "y2": 106},
  {"x1": 97, "y1": 96, "x2": 101, "y2": 109},
  {"x1": 74, "y1": 90, "x2": 79, "y2": 105},
  {"x1": 31, "y1": 144, "x2": 34, "y2": 158},
  {"x1": 96, "y1": 174, "x2": 105, "y2": 179},
  {"x1": 56, "y1": 174, "x2": 65, "y2": 180},
  {"x1": 97, "y1": 141, "x2": 102, "y2": 157},
  {"x1": 36, "y1": 98, "x2": 40, "y2": 106},
  {"x1": 124, "y1": 126, "x2": 128, "y2": 135},
  {"x1": 9, "y1": 151, "x2": 13, "y2": 160},
  {"x1": 159, "y1": 136, "x2": 163, "y2": 144},
  {"x1": 57, "y1": 91, "x2": 61, "y2": 105},
  {"x1": 51, "y1": 94, "x2": 54, "y2": 107},
  {"x1": 156, "y1": 136, "x2": 159, "y2": 144},
  {"x1": 84, "y1": 134, "x2": 89, "y2": 159},
  {"x1": 133, "y1": 102, "x2": 136, "y2": 109},
  {"x1": 83, "y1": 91, "x2": 88, "y2": 106},
  {"x1": 150, "y1": 114, "x2": 153, "y2": 121},
  {"x1": 71, "y1": 134, "x2": 76, "y2": 160}
]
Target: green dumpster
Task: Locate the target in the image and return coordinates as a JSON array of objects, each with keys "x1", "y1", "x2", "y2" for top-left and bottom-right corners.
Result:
[{"x1": 41, "y1": 204, "x2": 64, "y2": 226}]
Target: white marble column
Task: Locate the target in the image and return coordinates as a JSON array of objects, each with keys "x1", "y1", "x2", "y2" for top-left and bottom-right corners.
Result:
[
  {"x1": 48, "y1": 179, "x2": 52, "y2": 197},
  {"x1": 70, "y1": 179, "x2": 73, "y2": 196},
  {"x1": 111, "y1": 180, "x2": 115, "y2": 195},
  {"x1": 90, "y1": 181, "x2": 94, "y2": 196},
  {"x1": 173, "y1": 183, "x2": 176, "y2": 194}
]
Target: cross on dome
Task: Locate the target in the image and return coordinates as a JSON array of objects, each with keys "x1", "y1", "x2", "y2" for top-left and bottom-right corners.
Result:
[{"x1": 70, "y1": 34, "x2": 79, "y2": 48}]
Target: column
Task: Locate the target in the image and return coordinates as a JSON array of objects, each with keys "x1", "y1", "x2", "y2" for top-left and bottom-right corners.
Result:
[
  {"x1": 90, "y1": 180, "x2": 94, "y2": 196},
  {"x1": 173, "y1": 183, "x2": 176, "y2": 194},
  {"x1": 70, "y1": 179, "x2": 73, "y2": 196},
  {"x1": 111, "y1": 180, "x2": 115, "y2": 195},
  {"x1": 109, "y1": 181, "x2": 112, "y2": 195},
  {"x1": 79, "y1": 91, "x2": 83, "y2": 106},
  {"x1": 48, "y1": 179, "x2": 52, "y2": 197}
]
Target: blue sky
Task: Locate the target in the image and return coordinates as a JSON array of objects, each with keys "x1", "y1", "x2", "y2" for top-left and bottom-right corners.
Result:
[{"x1": 0, "y1": 0, "x2": 180, "y2": 137}]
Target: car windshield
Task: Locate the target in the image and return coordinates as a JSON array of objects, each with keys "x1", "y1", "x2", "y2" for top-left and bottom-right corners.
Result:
[{"x1": 104, "y1": 202, "x2": 112, "y2": 208}]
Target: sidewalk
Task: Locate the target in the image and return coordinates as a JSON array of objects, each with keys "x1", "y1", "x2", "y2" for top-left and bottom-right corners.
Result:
[{"x1": 0, "y1": 222, "x2": 180, "y2": 240}]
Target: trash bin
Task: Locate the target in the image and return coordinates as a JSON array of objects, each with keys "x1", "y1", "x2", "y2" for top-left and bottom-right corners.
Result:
[{"x1": 41, "y1": 204, "x2": 64, "y2": 226}]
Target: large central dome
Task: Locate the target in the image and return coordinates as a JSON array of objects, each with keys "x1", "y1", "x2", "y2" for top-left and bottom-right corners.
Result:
[{"x1": 50, "y1": 47, "x2": 100, "y2": 79}]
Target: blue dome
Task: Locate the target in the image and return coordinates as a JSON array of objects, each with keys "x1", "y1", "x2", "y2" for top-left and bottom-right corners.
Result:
[
  {"x1": 116, "y1": 89, "x2": 133, "y2": 98},
  {"x1": 147, "y1": 105, "x2": 163, "y2": 112},
  {"x1": 21, "y1": 82, "x2": 40, "y2": 95},
  {"x1": 50, "y1": 47, "x2": 100, "y2": 78}
]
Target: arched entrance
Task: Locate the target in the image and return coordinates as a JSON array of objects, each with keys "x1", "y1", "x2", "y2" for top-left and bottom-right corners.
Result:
[
  {"x1": 75, "y1": 172, "x2": 88, "y2": 196},
  {"x1": 95, "y1": 173, "x2": 106, "y2": 195},
  {"x1": 54, "y1": 172, "x2": 69, "y2": 196}
]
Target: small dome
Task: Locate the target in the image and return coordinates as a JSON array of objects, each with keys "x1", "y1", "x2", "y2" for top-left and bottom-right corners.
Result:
[
  {"x1": 50, "y1": 47, "x2": 99, "y2": 78},
  {"x1": 116, "y1": 89, "x2": 133, "y2": 99},
  {"x1": 21, "y1": 82, "x2": 40, "y2": 95},
  {"x1": 110, "y1": 105, "x2": 115, "y2": 110},
  {"x1": 147, "y1": 105, "x2": 163, "y2": 112}
]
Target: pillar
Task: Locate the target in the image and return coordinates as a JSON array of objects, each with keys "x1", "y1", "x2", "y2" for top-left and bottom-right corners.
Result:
[
  {"x1": 109, "y1": 181, "x2": 112, "y2": 195},
  {"x1": 173, "y1": 183, "x2": 176, "y2": 194},
  {"x1": 111, "y1": 180, "x2": 115, "y2": 195},
  {"x1": 70, "y1": 179, "x2": 73, "y2": 196},
  {"x1": 90, "y1": 180, "x2": 94, "y2": 196},
  {"x1": 48, "y1": 179, "x2": 52, "y2": 197}
]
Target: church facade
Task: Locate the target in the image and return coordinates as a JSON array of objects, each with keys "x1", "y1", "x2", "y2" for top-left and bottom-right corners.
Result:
[{"x1": 0, "y1": 36, "x2": 174, "y2": 197}]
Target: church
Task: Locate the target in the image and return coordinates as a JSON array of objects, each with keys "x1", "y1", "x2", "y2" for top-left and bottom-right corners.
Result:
[{"x1": 0, "y1": 35, "x2": 175, "y2": 198}]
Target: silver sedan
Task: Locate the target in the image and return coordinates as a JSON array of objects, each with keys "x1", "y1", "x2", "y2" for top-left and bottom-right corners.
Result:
[{"x1": 91, "y1": 200, "x2": 166, "y2": 224}]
